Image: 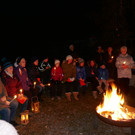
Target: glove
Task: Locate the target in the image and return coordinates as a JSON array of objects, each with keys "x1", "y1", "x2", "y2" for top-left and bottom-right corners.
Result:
[{"x1": 70, "y1": 77, "x2": 75, "y2": 82}]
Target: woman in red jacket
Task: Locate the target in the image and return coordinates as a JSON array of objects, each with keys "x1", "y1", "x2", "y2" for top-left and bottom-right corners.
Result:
[{"x1": 50, "y1": 59, "x2": 63, "y2": 100}]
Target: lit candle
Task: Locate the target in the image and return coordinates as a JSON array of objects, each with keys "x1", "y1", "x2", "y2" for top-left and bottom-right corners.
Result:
[
  {"x1": 111, "y1": 56, "x2": 114, "y2": 59},
  {"x1": 34, "y1": 82, "x2": 36, "y2": 88},
  {"x1": 123, "y1": 61, "x2": 126, "y2": 65},
  {"x1": 10, "y1": 95, "x2": 17, "y2": 103},
  {"x1": 20, "y1": 89, "x2": 23, "y2": 94},
  {"x1": 47, "y1": 83, "x2": 51, "y2": 86}
]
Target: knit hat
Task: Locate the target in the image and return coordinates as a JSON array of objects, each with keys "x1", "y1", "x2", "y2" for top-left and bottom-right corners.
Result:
[
  {"x1": 66, "y1": 55, "x2": 73, "y2": 61},
  {"x1": 78, "y1": 58, "x2": 84, "y2": 64},
  {"x1": 31, "y1": 56, "x2": 38, "y2": 63},
  {"x1": 54, "y1": 59, "x2": 60, "y2": 65},
  {"x1": 0, "y1": 120, "x2": 18, "y2": 135},
  {"x1": 1, "y1": 57, "x2": 13, "y2": 70}
]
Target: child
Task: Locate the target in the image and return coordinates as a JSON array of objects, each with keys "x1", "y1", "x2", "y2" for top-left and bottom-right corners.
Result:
[
  {"x1": 51, "y1": 59, "x2": 63, "y2": 100},
  {"x1": 76, "y1": 58, "x2": 87, "y2": 95},
  {"x1": 98, "y1": 63, "x2": 109, "y2": 91}
]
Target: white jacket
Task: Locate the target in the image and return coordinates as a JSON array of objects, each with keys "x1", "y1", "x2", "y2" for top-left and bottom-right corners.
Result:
[{"x1": 116, "y1": 53, "x2": 135, "y2": 79}]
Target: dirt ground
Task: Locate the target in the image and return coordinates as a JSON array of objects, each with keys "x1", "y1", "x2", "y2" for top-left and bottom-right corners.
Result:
[{"x1": 15, "y1": 85, "x2": 135, "y2": 135}]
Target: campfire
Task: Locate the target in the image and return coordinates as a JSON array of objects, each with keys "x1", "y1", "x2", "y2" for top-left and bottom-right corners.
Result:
[{"x1": 96, "y1": 84, "x2": 135, "y2": 121}]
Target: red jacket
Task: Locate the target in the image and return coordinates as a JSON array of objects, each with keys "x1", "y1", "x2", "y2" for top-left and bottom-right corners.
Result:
[
  {"x1": 1, "y1": 71, "x2": 22, "y2": 97},
  {"x1": 51, "y1": 66, "x2": 63, "y2": 81}
]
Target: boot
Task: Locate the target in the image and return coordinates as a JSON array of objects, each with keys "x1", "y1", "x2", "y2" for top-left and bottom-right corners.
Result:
[
  {"x1": 73, "y1": 92, "x2": 79, "y2": 101},
  {"x1": 65, "y1": 92, "x2": 71, "y2": 101},
  {"x1": 93, "y1": 91, "x2": 97, "y2": 99},
  {"x1": 97, "y1": 86, "x2": 104, "y2": 94}
]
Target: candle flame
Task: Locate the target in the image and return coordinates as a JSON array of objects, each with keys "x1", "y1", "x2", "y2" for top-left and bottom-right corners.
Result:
[
  {"x1": 47, "y1": 83, "x2": 51, "y2": 86},
  {"x1": 14, "y1": 95, "x2": 17, "y2": 99},
  {"x1": 123, "y1": 61, "x2": 126, "y2": 64},
  {"x1": 20, "y1": 89, "x2": 23, "y2": 93},
  {"x1": 34, "y1": 82, "x2": 36, "y2": 85}
]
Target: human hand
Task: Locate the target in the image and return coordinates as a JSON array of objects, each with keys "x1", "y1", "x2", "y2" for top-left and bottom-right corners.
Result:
[
  {"x1": 40, "y1": 83, "x2": 45, "y2": 87},
  {"x1": 18, "y1": 94, "x2": 23, "y2": 99},
  {"x1": 5, "y1": 101, "x2": 10, "y2": 105},
  {"x1": 1, "y1": 96, "x2": 6, "y2": 102}
]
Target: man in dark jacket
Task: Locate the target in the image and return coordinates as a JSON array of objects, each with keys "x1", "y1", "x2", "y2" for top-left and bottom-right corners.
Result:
[{"x1": 28, "y1": 57, "x2": 45, "y2": 101}]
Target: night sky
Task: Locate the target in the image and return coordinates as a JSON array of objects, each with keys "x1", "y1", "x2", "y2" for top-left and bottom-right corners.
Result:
[
  {"x1": 0, "y1": 1, "x2": 103, "y2": 58},
  {"x1": 2, "y1": 1, "x2": 129, "y2": 62}
]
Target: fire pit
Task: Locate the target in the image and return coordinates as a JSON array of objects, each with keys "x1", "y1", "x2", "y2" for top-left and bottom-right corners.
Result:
[{"x1": 95, "y1": 84, "x2": 135, "y2": 135}]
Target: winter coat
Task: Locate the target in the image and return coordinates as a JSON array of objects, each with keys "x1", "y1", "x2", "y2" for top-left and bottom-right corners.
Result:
[
  {"x1": 1, "y1": 71, "x2": 22, "y2": 97},
  {"x1": 0, "y1": 79, "x2": 10, "y2": 111},
  {"x1": 76, "y1": 66, "x2": 86, "y2": 80},
  {"x1": 51, "y1": 66, "x2": 63, "y2": 81},
  {"x1": 98, "y1": 68, "x2": 109, "y2": 80},
  {"x1": 62, "y1": 62, "x2": 76, "y2": 82},
  {"x1": 86, "y1": 66, "x2": 99, "y2": 81},
  {"x1": 28, "y1": 64, "x2": 40, "y2": 84},
  {"x1": 38, "y1": 61, "x2": 51, "y2": 72},
  {"x1": 116, "y1": 54, "x2": 134, "y2": 78},
  {"x1": 15, "y1": 65, "x2": 32, "y2": 91}
]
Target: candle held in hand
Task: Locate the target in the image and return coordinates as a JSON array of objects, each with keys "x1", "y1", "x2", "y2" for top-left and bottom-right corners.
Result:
[
  {"x1": 10, "y1": 95, "x2": 17, "y2": 103},
  {"x1": 20, "y1": 89, "x2": 23, "y2": 94}
]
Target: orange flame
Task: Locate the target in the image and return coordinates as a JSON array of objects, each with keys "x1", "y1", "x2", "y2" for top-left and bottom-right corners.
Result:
[{"x1": 96, "y1": 84, "x2": 135, "y2": 120}]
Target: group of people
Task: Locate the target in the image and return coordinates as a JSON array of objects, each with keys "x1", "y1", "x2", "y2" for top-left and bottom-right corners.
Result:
[{"x1": 0, "y1": 44, "x2": 134, "y2": 128}]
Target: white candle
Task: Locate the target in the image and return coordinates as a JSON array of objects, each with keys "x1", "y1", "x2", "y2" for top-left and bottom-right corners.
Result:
[
  {"x1": 10, "y1": 95, "x2": 17, "y2": 103},
  {"x1": 20, "y1": 89, "x2": 23, "y2": 94},
  {"x1": 34, "y1": 82, "x2": 36, "y2": 88}
]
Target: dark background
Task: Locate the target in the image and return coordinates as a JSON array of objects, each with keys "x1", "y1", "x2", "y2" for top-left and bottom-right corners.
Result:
[{"x1": 1, "y1": 0, "x2": 135, "y2": 62}]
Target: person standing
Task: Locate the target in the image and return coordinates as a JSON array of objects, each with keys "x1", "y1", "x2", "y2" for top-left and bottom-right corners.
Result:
[
  {"x1": 62, "y1": 55, "x2": 78, "y2": 101},
  {"x1": 104, "y1": 46, "x2": 116, "y2": 80},
  {"x1": 50, "y1": 59, "x2": 63, "y2": 100},
  {"x1": 38, "y1": 56, "x2": 51, "y2": 84},
  {"x1": 116, "y1": 46, "x2": 134, "y2": 95},
  {"x1": 28, "y1": 57, "x2": 45, "y2": 101}
]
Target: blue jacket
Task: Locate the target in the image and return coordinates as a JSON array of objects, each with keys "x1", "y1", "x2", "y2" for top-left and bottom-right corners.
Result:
[
  {"x1": 76, "y1": 66, "x2": 86, "y2": 80},
  {"x1": 98, "y1": 68, "x2": 109, "y2": 80}
]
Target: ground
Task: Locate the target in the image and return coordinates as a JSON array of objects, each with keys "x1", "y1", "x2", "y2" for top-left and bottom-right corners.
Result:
[{"x1": 15, "y1": 85, "x2": 135, "y2": 135}]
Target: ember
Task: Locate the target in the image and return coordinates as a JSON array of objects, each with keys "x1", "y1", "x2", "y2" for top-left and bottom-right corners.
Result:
[{"x1": 96, "y1": 84, "x2": 135, "y2": 121}]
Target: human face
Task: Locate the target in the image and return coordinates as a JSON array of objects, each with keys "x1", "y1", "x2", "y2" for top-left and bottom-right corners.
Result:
[
  {"x1": 67, "y1": 59, "x2": 73, "y2": 64},
  {"x1": 121, "y1": 49, "x2": 127, "y2": 55},
  {"x1": 5, "y1": 66, "x2": 13, "y2": 74},
  {"x1": 55, "y1": 63, "x2": 60, "y2": 68},
  {"x1": 19, "y1": 58, "x2": 26, "y2": 68},
  {"x1": 90, "y1": 61, "x2": 95, "y2": 67},
  {"x1": 34, "y1": 60, "x2": 38, "y2": 66},
  {"x1": 80, "y1": 62, "x2": 84, "y2": 67},
  {"x1": 101, "y1": 65, "x2": 105, "y2": 69}
]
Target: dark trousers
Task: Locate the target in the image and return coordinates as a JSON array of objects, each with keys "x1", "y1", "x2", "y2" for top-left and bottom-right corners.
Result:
[
  {"x1": 118, "y1": 78, "x2": 130, "y2": 95},
  {"x1": 77, "y1": 80, "x2": 88, "y2": 94},
  {"x1": 87, "y1": 77, "x2": 99, "y2": 91},
  {"x1": 24, "y1": 90, "x2": 32, "y2": 110},
  {"x1": 51, "y1": 80, "x2": 62, "y2": 97},
  {"x1": 64, "y1": 81, "x2": 78, "y2": 93}
]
